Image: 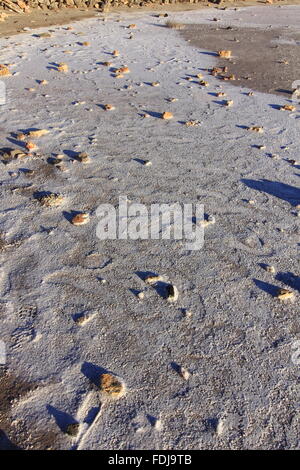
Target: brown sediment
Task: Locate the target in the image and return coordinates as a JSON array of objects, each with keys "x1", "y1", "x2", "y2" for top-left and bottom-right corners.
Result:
[
  {"x1": 0, "y1": 368, "x2": 60, "y2": 450},
  {"x1": 1, "y1": 1, "x2": 299, "y2": 39},
  {"x1": 180, "y1": 22, "x2": 300, "y2": 97}
]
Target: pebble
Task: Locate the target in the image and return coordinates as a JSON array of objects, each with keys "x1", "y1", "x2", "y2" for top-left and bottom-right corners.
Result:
[
  {"x1": 71, "y1": 213, "x2": 90, "y2": 226},
  {"x1": 99, "y1": 373, "x2": 126, "y2": 399},
  {"x1": 179, "y1": 366, "x2": 190, "y2": 381},
  {"x1": 281, "y1": 105, "x2": 296, "y2": 112},
  {"x1": 57, "y1": 63, "x2": 68, "y2": 73},
  {"x1": 264, "y1": 265, "x2": 276, "y2": 274},
  {"x1": 162, "y1": 111, "x2": 173, "y2": 120},
  {"x1": 77, "y1": 152, "x2": 90, "y2": 163},
  {"x1": 25, "y1": 141, "x2": 37, "y2": 151},
  {"x1": 185, "y1": 120, "x2": 200, "y2": 127},
  {"x1": 218, "y1": 50, "x2": 232, "y2": 58},
  {"x1": 28, "y1": 129, "x2": 49, "y2": 138},
  {"x1": 166, "y1": 284, "x2": 179, "y2": 302},
  {"x1": 65, "y1": 423, "x2": 80, "y2": 437},
  {"x1": 276, "y1": 288, "x2": 295, "y2": 301},
  {"x1": 37, "y1": 193, "x2": 64, "y2": 207},
  {"x1": 201, "y1": 215, "x2": 216, "y2": 227},
  {"x1": 145, "y1": 275, "x2": 163, "y2": 285},
  {"x1": 248, "y1": 126, "x2": 264, "y2": 133}
]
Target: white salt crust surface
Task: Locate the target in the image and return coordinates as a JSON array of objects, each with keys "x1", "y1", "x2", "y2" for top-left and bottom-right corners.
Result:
[{"x1": 0, "y1": 5, "x2": 299, "y2": 449}]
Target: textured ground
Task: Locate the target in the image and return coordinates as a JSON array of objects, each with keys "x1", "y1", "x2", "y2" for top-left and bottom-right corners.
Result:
[{"x1": 0, "y1": 4, "x2": 299, "y2": 450}]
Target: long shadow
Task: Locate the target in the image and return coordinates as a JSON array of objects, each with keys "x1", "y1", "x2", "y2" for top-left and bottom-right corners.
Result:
[
  {"x1": 135, "y1": 271, "x2": 169, "y2": 299},
  {"x1": 146, "y1": 414, "x2": 158, "y2": 427},
  {"x1": 146, "y1": 23, "x2": 170, "y2": 28},
  {"x1": 141, "y1": 110, "x2": 162, "y2": 119},
  {"x1": 200, "y1": 51, "x2": 219, "y2": 57},
  {"x1": 0, "y1": 429, "x2": 21, "y2": 450},
  {"x1": 242, "y1": 179, "x2": 300, "y2": 206},
  {"x1": 212, "y1": 100, "x2": 227, "y2": 106},
  {"x1": 84, "y1": 406, "x2": 101, "y2": 425},
  {"x1": 6, "y1": 138, "x2": 27, "y2": 149},
  {"x1": 253, "y1": 279, "x2": 279, "y2": 297},
  {"x1": 81, "y1": 361, "x2": 110, "y2": 387},
  {"x1": 135, "y1": 270, "x2": 158, "y2": 282},
  {"x1": 275, "y1": 88, "x2": 292, "y2": 96},
  {"x1": 269, "y1": 104, "x2": 282, "y2": 110},
  {"x1": 33, "y1": 191, "x2": 52, "y2": 201},
  {"x1": 46, "y1": 405, "x2": 77, "y2": 433},
  {"x1": 63, "y1": 149, "x2": 80, "y2": 160},
  {"x1": 135, "y1": 271, "x2": 171, "y2": 299},
  {"x1": 62, "y1": 210, "x2": 82, "y2": 223}
]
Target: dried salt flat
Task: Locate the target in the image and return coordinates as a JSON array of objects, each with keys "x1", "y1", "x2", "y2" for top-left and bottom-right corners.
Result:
[{"x1": 0, "y1": 5, "x2": 299, "y2": 450}]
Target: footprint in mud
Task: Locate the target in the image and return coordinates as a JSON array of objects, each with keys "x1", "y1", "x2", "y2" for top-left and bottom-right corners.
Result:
[
  {"x1": 131, "y1": 413, "x2": 162, "y2": 434},
  {"x1": 10, "y1": 326, "x2": 36, "y2": 351},
  {"x1": 70, "y1": 390, "x2": 102, "y2": 450}
]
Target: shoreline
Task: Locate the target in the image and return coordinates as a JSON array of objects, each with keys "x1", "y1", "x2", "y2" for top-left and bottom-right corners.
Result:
[
  {"x1": 0, "y1": 3, "x2": 299, "y2": 451},
  {"x1": 1, "y1": 0, "x2": 300, "y2": 39}
]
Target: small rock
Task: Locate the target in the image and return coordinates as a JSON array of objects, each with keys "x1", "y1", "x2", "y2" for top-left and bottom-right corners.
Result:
[
  {"x1": 57, "y1": 63, "x2": 68, "y2": 73},
  {"x1": 28, "y1": 129, "x2": 49, "y2": 138},
  {"x1": 77, "y1": 152, "x2": 90, "y2": 163},
  {"x1": 71, "y1": 213, "x2": 90, "y2": 226},
  {"x1": 104, "y1": 104, "x2": 115, "y2": 111},
  {"x1": 218, "y1": 50, "x2": 232, "y2": 58},
  {"x1": 37, "y1": 193, "x2": 64, "y2": 207},
  {"x1": 36, "y1": 32, "x2": 52, "y2": 38},
  {"x1": 185, "y1": 120, "x2": 200, "y2": 127},
  {"x1": 281, "y1": 104, "x2": 296, "y2": 112},
  {"x1": 276, "y1": 288, "x2": 295, "y2": 301},
  {"x1": 99, "y1": 373, "x2": 126, "y2": 399},
  {"x1": 200, "y1": 215, "x2": 216, "y2": 227},
  {"x1": 65, "y1": 423, "x2": 80, "y2": 437},
  {"x1": 248, "y1": 126, "x2": 264, "y2": 133},
  {"x1": 263, "y1": 264, "x2": 275, "y2": 274},
  {"x1": 145, "y1": 275, "x2": 163, "y2": 284},
  {"x1": 162, "y1": 111, "x2": 173, "y2": 120},
  {"x1": 25, "y1": 141, "x2": 37, "y2": 151},
  {"x1": 166, "y1": 284, "x2": 179, "y2": 302}
]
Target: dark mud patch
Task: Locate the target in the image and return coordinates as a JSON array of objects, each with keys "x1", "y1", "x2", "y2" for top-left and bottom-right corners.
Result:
[
  {"x1": 180, "y1": 23, "x2": 300, "y2": 97},
  {"x1": 0, "y1": 368, "x2": 60, "y2": 450}
]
